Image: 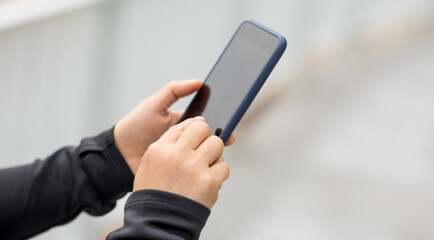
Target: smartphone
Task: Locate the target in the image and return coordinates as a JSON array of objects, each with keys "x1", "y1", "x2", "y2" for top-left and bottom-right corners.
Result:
[{"x1": 179, "y1": 20, "x2": 286, "y2": 143}]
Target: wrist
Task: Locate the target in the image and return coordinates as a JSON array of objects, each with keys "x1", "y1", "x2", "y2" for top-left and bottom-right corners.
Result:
[
  {"x1": 113, "y1": 124, "x2": 139, "y2": 175},
  {"x1": 78, "y1": 127, "x2": 135, "y2": 198}
]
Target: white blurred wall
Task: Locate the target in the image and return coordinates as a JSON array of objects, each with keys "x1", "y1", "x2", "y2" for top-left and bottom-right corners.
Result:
[{"x1": 1, "y1": 0, "x2": 434, "y2": 239}]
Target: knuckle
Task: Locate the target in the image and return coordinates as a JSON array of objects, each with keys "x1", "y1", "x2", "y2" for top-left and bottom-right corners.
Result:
[
  {"x1": 147, "y1": 142, "x2": 159, "y2": 153},
  {"x1": 224, "y1": 163, "x2": 231, "y2": 177},
  {"x1": 177, "y1": 119, "x2": 191, "y2": 128},
  {"x1": 210, "y1": 136, "x2": 224, "y2": 149},
  {"x1": 170, "y1": 123, "x2": 185, "y2": 133},
  {"x1": 219, "y1": 160, "x2": 231, "y2": 179},
  {"x1": 212, "y1": 175, "x2": 223, "y2": 189},
  {"x1": 167, "y1": 80, "x2": 180, "y2": 88},
  {"x1": 207, "y1": 174, "x2": 222, "y2": 189},
  {"x1": 221, "y1": 160, "x2": 230, "y2": 171},
  {"x1": 193, "y1": 120, "x2": 210, "y2": 133},
  {"x1": 200, "y1": 174, "x2": 215, "y2": 188},
  {"x1": 216, "y1": 181, "x2": 223, "y2": 190},
  {"x1": 185, "y1": 118, "x2": 197, "y2": 125},
  {"x1": 165, "y1": 81, "x2": 182, "y2": 98}
]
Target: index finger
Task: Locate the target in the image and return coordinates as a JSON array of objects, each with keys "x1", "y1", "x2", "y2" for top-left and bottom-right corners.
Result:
[
  {"x1": 158, "y1": 117, "x2": 205, "y2": 143},
  {"x1": 225, "y1": 133, "x2": 236, "y2": 146}
]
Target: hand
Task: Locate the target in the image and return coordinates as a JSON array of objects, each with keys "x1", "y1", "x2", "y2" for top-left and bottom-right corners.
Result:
[
  {"x1": 133, "y1": 117, "x2": 230, "y2": 209},
  {"x1": 114, "y1": 80, "x2": 235, "y2": 174}
]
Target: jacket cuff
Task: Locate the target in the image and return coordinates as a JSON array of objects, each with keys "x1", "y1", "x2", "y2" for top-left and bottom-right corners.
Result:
[
  {"x1": 78, "y1": 127, "x2": 135, "y2": 202},
  {"x1": 127, "y1": 190, "x2": 211, "y2": 222},
  {"x1": 122, "y1": 189, "x2": 211, "y2": 239}
]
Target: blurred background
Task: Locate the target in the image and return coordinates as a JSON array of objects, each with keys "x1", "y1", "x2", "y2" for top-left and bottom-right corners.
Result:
[{"x1": 1, "y1": 0, "x2": 434, "y2": 239}]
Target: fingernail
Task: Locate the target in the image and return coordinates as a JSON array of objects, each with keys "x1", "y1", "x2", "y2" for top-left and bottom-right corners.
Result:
[{"x1": 194, "y1": 116, "x2": 205, "y2": 121}]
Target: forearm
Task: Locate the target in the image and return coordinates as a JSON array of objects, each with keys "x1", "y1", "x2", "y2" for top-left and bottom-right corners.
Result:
[{"x1": 0, "y1": 128, "x2": 134, "y2": 239}]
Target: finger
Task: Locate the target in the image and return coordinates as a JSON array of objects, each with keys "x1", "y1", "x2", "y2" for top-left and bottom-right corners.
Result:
[
  {"x1": 169, "y1": 110, "x2": 185, "y2": 125},
  {"x1": 159, "y1": 117, "x2": 203, "y2": 143},
  {"x1": 196, "y1": 136, "x2": 224, "y2": 166},
  {"x1": 225, "y1": 133, "x2": 236, "y2": 146},
  {"x1": 177, "y1": 120, "x2": 210, "y2": 149},
  {"x1": 152, "y1": 79, "x2": 202, "y2": 110},
  {"x1": 210, "y1": 157, "x2": 230, "y2": 184}
]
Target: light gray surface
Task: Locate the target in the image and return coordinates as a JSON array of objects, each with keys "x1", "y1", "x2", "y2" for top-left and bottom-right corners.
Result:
[
  {"x1": 1, "y1": 0, "x2": 434, "y2": 239},
  {"x1": 207, "y1": 34, "x2": 434, "y2": 240}
]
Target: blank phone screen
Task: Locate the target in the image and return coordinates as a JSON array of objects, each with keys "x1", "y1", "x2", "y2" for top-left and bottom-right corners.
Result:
[{"x1": 179, "y1": 22, "x2": 280, "y2": 137}]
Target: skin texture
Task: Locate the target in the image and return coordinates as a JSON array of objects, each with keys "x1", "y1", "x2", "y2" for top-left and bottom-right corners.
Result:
[
  {"x1": 114, "y1": 79, "x2": 235, "y2": 174},
  {"x1": 133, "y1": 117, "x2": 230, "y2": 209}
]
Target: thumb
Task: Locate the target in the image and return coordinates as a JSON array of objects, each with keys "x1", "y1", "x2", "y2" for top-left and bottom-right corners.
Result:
[
  {"x1": 152, "y1": 79, "x2": 202, "y2": 110},
  {"x1": 170, "y1": 110, "x2": 185, "y2": 125}
]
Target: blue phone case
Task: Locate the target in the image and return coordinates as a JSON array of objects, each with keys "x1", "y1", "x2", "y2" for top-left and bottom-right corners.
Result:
[
  {"x1": 180, "y1": 20, "x2": 287, "y2": 143},
  {"x1": 218, "y1": 20, "x2": 287, "y2": 143}
]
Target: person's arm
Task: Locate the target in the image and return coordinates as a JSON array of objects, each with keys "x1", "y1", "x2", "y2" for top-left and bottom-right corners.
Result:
[
  {"x1": 0, "y1": 128, "x2": 134, "y2": 239},
  {"x1": 107, "y1": 190, "x2": 210, "y2": 240},
  {"x1": 0, "y1": 80, "x2": 233, "y2": 239},
  {"x1": 107, "y1": 117, "x2": 231, "y2": 240}
]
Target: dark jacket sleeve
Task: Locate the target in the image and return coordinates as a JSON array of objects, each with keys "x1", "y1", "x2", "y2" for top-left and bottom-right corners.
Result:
[
  {"x1": 0, "y1": 128, "x2": 135, "y2": 239},
  {"x1": 106, "y1": 190, "x2": 210, "y2": 240}
]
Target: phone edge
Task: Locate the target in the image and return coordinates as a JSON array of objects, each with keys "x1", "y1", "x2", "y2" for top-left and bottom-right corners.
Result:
[{"x1": 219, "y1": 20, "x2": 287, "y2": 143}]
